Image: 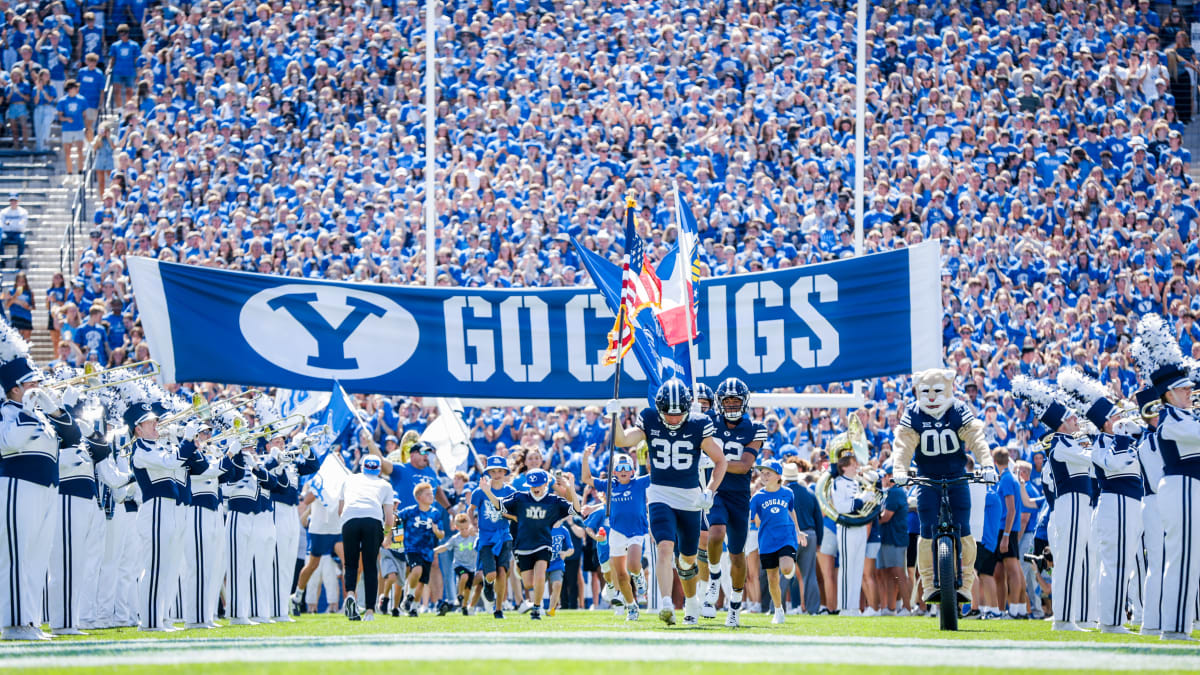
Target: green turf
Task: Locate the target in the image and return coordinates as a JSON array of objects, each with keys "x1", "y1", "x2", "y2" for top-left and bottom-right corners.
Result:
[
  {"x1": 35, "y1": 611, "x2": 1199, "y2": 643},
  {"x1": 14, "y1": 662, "x2": 1200, "y2": 675}
]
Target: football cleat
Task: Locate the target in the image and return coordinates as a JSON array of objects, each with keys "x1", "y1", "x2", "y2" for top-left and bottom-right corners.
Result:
[{"x1": 659, "y1": 608, "x2": 676, "y2": 626}]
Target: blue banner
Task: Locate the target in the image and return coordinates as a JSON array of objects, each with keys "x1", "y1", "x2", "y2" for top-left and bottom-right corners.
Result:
[{"x1": 128, "y1": 241, "x2": 942, "y2": 399}]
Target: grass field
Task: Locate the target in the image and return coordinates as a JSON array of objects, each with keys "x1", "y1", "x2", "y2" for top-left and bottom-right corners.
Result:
[{"x1": 4, "y1": 612, "x2": 1200, "y2": 674}]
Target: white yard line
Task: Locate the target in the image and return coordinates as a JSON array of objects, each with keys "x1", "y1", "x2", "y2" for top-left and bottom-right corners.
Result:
[{"x1": 2, "y1": 632, "x2": 1198, "y2": 671}]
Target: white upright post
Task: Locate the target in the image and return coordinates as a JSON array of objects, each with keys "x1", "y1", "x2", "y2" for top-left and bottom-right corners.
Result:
[
  {"x1": 852, "y1": 0, "x2": 867, "y2": 405},
  {"x1": 424, "y1": 0, "x2": 437, "y2": 287}
]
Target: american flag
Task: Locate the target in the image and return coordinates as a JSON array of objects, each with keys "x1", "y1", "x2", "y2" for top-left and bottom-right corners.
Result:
[{"x1": 604, "y1": 198, "x2": 661, "y2": 366}]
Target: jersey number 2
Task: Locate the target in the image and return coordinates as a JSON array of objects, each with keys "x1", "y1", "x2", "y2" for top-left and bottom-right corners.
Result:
[
  {"x1": 650, "y1": 439, "x2": 694, "y2": 470},
  {"x1": 919, "y1": 429, "x2": 961, "y2": 456}
]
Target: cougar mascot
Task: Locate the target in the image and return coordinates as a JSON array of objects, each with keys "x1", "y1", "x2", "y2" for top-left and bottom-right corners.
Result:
[{"x1": 891, "y1": 369, "x2": 996, "y2": 603}]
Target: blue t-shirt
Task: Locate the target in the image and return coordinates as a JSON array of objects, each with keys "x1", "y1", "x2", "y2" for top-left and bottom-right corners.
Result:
[
  {"x1": 548, "y1": 525, "x2": 571, "y2": 572},
  {"x1": 396, "y1": 504, "x2": 442, "y2": 561},
  {"x1": 501, "y1": 491, "x2": 574, "y2": 554},
  {"x1": 57, "y1": 94, "x2": 87, "y2": 132},
  {"x1": 583, "y1": 506, "x2": 610, "y2": 563},
  {"x1": 390, "y1": 462, "x2": 439, "y2": 510},
  {"x1": 981, "y1": 486, "x2": 1004, "y2": 552},
  {"x1": 750, "y1": 486, "x2": 796, "y2": 556},
  {"x1": 470, "y1": 483, "x2": 514, "y2": 546},
  {"x1": 880, "y1": 485, "x2": 908, "y2": 547},
  {"x1": 110, "y1": 39, "x2": 139, "y2": 76},
  {"x1": 590, "y1": 475, "x2": 649, "y2": 537},
  {"x1": 712, "y1": 415, "x2": 766, "y2": 495},
  {"x1": 897, "y1": 401, "x2": 976, "y2": 478},
  {"x1": 637, "y1": 408, "x2": 714, "y2": 490},
  {"x1": 996, "y1": 469, "x2": 1021, "y2": 535}
]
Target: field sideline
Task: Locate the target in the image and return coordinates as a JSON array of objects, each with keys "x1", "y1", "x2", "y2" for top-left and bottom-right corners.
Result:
[{"x1": 5, "y1": 613, "x2": 1200, "y2": 674}]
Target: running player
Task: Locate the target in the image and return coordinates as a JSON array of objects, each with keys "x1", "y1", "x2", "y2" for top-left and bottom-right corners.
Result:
[
  {"x1": 581, "y1": 444, "x2": 649, "y2": 619},
  {"x1": 469, "y1": 456, "x2": 514, "y2": 619},
  {"x1": 608, "y1": 379, "x2": 727, "y2": 626},
  {"x1": 751, "y1": 459, "x2": 807, "y2": 624}
]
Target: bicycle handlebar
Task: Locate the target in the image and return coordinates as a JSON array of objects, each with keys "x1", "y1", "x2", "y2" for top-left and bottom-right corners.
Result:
[{"x1": 906, "y1": 474, "x2": 993, "y2": 488}]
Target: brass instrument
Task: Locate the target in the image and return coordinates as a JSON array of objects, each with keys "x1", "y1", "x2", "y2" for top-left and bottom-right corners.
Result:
[
  {"x1": 47, "y1": 360, "x2": 160, "y2": 393},
  {"x1": 815, "y1": 414, "x2": 884, "y2": 527},
  {"x1": 208, "y1": 413, "x2": 307, "y2": 445}
]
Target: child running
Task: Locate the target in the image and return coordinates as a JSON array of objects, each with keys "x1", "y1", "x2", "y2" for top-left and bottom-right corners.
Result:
[
  {"x1": 396, "y1": 483, "x2": 444, "y2": 617},
  {"x1": 581, "y1": 445, "x2": 650, "y2": 619},
  {"x1": 546, "y1": 523, "x2": 574, "y2": 616},
  {"x1": 469, "y1": 456, "x2": 515, "y2": 619},
  {"x1": 751, "y1": 459, "x2": 808, "y2": 624},
  {"x1": 435, "y1": 513, "x2": 480, "y2": 616}
]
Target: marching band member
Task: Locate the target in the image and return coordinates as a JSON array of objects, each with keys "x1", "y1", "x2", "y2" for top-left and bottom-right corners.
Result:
[
  {"x1": 1137, "y1": 315, "x2": 1200, "y2": 641},
  {"x1": 47, "y1": 384, "x2": 98, "y2": 636},
  {"x1": 0, "y1": 321, "x2": 82, "y2": 640},
  {"x1": 222, "y1": 430, "x2": 279, "y2": 625},
  {"x1": 830, "y1": 452, "x2": 870, "y2": 616},
  {"x1": 1057, "y1": 368, "x2": 1143, "y2": 634},
  {"x1": 250, "y1": 434, "x2": 286, "y2": 624},
  {"x1": 124, "y1": 386, "x2": 193, "y2": 632},
  {"x1": 181, "y1": 422, "x2": 235, "y2": 629},
  {"x1": 90, "y1": 422, "x2": 136, "y2": 629},
  {"x1": 1013, "y1": 376, "x2": 1092, "y2": 632},
  {"x1": 1132, "y1": 385, "x2": 1165, "y2": 636}
]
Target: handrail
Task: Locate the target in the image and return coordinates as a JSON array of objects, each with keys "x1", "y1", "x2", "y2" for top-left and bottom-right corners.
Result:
[{"x1": 58, "y1": 65, "x2": 114, "y2": 278}]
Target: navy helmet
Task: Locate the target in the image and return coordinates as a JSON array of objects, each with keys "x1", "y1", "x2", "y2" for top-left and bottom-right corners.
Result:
[
  {"x1": 715, "y1": 377, "x2": 750, "y2": 421},
  {"x1": 695, "y1": 382, "x2": 715, "y2": 412},
  {"x1": 655, "y1": 378, "x2": 693, "y2": 430}
]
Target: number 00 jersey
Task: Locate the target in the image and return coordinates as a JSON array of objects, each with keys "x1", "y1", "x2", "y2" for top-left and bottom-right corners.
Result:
[
  {"x1": 898, "y1": 401, "x2": 975, "y2": 478},
  {"x1": 638, "y1": 408, "x2": 715, "y2": 511}
]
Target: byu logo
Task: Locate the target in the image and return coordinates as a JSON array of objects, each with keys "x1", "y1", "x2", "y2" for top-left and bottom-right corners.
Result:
[
  {"x1": 526, "y1": 506, "x2": 547, "y2": 519},
  {"x1": 240, "y1": 284, "x2": 419, "y2": 379}
]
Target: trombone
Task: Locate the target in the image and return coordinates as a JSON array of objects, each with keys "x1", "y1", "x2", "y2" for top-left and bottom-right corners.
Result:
[
  {"x1": 46, "y1": 360, "x2": 160, "y2": 393},
  {"x1": 208, "y1": 413, "x2": 307, "y2": 445}
]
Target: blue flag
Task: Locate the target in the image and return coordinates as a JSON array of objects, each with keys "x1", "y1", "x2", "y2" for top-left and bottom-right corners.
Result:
[{"x1": 313, "y1": 380, "x2": 357, "y2": 461}]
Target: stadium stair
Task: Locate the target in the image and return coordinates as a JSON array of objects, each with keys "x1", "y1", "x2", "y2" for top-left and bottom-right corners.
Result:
[{"x1": 0, "y1": 143, "x2": 71, "y2": 363}]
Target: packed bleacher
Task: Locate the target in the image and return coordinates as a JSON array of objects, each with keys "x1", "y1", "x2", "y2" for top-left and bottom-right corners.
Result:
[{"x1": 1, "y1": 0, "x2": 1198, "y2": 623}]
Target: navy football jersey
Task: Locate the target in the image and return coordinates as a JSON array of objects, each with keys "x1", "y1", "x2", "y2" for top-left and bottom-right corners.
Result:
[
  {"x1": 638, "y1": 408, "x2": 715, "y2": 490},
  {"x1": 713, "y1": 415, "x2": 766, "y2": 494},
  {"x1": 502, "y1": 491, "x2": 575, "y2": 554},
  {"x1": 898, "y1": 401, "x2": 975, "y2": 478}
]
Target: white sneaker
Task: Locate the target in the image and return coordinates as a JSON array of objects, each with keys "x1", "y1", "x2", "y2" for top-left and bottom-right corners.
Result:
[
  {"x1": 272, "y1": 616, "x2": 295, "y2": 623},
  {"x1": 704, "y1": 579, "x2": 721, "y2": 607},
  {"x1": 51, "y1": 627, "x2": 87, "y2": 636},
  {"x1": 683, "y1": 613, "x2": 699, "y2": 626},
  {"x1": 1162, "y1": 632, "x2": 1197, "y2": 641},
  {"x1": 363, "y1": 612, "x2": 375, "y2": 622},
  {"x1": 880, "y1": 608, "x2": 894, "y2": 617},
  {"x1": 700, "y1": 602, "x2": 717, "y2": 619},
  {"x1": 725, "y1": 606, "x2": 741, "y2": 628},
  {"x1": 626, "y1": 606, "x2": 640, "y2": 622},
  {"x1": 772, "y1": 608, "x2": 786, "y2": 624},
  {"x1": 1052, "y1": 621, "x2": 1086, "y2": 632},
  {"x1": 863, "y1": 608, "x2": 879, "y2": 617},
  {"x1": 841, "y1": 609, "x2": 862, "y2": 617},
  {"x1": 684, "y1": 596, "x2": 700, "y2": 625},
  {"x1": 896, "y1": 608, "x2": 912, "y2": 617},
  {"x1": 230, "y1": 617, "x2": 255, "y2": 626},
  {"x1": 518, "y1": 600, "x2": 534, "y2": 614},
  {"x1": 1141, "y1": 626, "x2": 1162, "y2": 636},
  {"x1": 1100, "y1": 624, "x2": 1131, "y2": 634},
  {"x1": 184, "y1": 623, "x2": 211, "y2": 630}
]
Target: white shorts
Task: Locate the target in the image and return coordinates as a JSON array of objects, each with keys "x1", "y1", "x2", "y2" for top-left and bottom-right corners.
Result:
[
  {"x1": 866, "y1": 541, "x2": 881, "y2": 560},
  {"x1": 609, "y1": 530, "x2": 645, "y2": 558},
  {"x1": 62, "y1": 129, "x2": 85, "y2": 144},
  {"x1": 819, "y1": 525, "x2": 839, "y2": 556},
  {"x1": 745, "y1": 529, "x2": 759, "y2": 554}
]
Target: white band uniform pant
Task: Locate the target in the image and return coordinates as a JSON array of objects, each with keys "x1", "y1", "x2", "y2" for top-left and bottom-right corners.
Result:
[
  {"x1": 836, "y1": 523, "x2": 867, "y2": 612},
  {"x1": 1090, "y1": 492, "x2": 1142, "y2": 628},
  {"x1": 251, "y1": 510, "x2": 277, "y2": 619},
  {"x1": 137, "y1": 497, "x2": 186, "y2": 629},
  {"x1": 0, "y1": 478, "x2": 56, "y2": 630},
  {"x1": 48, "y1": 493, "x2": 103, "y2": 630},
  {"x1": 1141, "y1": 494, "x2": 1166, "y2": 632},
  {"x1": 273, "y1": 504, "x2": 299, "y2": 619},
  {"x1": 182, "y1": 504, "x2": 224, "y2": 626},
  {"x1": 1051, "y1": 492, "x2": 1093, "y2": 624},
  {"x1": 1158, "y1": 475, "x2": 1200, "y2": 635}
]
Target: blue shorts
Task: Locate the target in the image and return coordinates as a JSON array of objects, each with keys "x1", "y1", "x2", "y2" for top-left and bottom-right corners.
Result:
[
  {"x1": 477, "y1": 539, "x2": 512, "y2": 575},
  {"x1": 708, "y1": 491, "x2": 751, "y2": 555},
  {"x1": 307, "y1": 532, "x2": 340, "y2": 557},
  {"x1": 649, "y1": 502, "x2": 702, "y2": 557},
  {"x1": 916, "y1": 482, "x2": 971, "y2": 539},
  {"x1": 113, "y1": 73, "x2": 135, "y2": 88}
]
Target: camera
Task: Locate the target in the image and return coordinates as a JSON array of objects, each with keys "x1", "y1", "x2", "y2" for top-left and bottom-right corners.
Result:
[{"x1": 1023, "y1": 550, "x2": 1053, "y2": 572}]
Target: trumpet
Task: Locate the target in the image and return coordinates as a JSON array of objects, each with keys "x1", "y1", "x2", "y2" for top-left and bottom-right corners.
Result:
[
  {"x1": 47, "y1": 360, "x2": 160, "y2": 393},
  {"x1": 202, "y1": 389, "x2": 263, "y2": 420},
  {"x1": 208, "y1": 413, "x2": 307, "y2": 445}
]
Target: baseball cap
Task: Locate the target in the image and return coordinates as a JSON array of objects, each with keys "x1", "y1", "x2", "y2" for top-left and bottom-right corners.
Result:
[
  {"x1": 362, "y1": 456, "x2": 381, "y2": 476},
  {"x1": 485, "y1": 455, "x2": 509, "y2": 473},
  {"x1": 756, "y1": 459, "x2": 784, "y2": 475},
  {"x1": 525, "y1": 469, "x2": 550, "y2": 488},
  {"x1": 778, "y1": 445, "x2": 799, "y2": 459}
]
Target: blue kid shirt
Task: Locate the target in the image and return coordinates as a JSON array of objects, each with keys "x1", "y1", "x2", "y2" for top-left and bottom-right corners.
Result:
[
  {"x1": 750, "y1": 486, "x2": 796, "y2": 556},
  {"x1": 396, "y1": 503, "x2": 442, "y2": 561},
  {"x1": 589, "y1": 475, "x2": 649, "y2": 538},
  {"x1": 502, "y1": 491, "x2": 574, "y2": 555}
]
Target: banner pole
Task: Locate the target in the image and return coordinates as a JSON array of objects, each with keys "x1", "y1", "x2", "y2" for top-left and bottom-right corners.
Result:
[
  {"x1": 423, "y1": 0, "x2": 436, "y2": 287},
  {"x1": 604, "y1": 196, "x2": 636, "y2": 525},
  {"x1": 674, "y1": 181, "x2": 699, "y2": 396}
]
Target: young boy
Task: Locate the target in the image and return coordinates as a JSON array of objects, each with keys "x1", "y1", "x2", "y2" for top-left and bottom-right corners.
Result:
[
  {"x1": 581, "y1": 499, "x2": 622, "y2": 613},
  {"x1": 581, "y1": 445, "x2": 649, "y2": 618},
  {"x1": 469, "y1": 456, "x2": 515, "y2": 619},
  {"x1": 974, "y1": 483, "x2": 1005, "y2": 619},
  {"x1": 831, "y1": 453, "x2": 871, "y2": 616},
  {"x1": 396, "y1": 483, "x2": 444, "y2": 617},
  {"x1": 481, "y1": 469, "x2": 578, "y2": 620},
  {"x1": 751, "y1": 460, "x2": 808, "y2": 624},
  {"x1": 379, "y1": 497, "x2": 407, "y2": 616},
  {"x1": 546, "y1": 523, "x2": 574, "y2": 616},
  {"x1": 435, "y1": 512, "x2": 479, "y2": 616}
]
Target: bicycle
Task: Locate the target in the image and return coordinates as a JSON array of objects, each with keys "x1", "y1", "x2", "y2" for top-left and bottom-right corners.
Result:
[{"x1": 907, "y1": 473, "x2": 991, "y2": 631}]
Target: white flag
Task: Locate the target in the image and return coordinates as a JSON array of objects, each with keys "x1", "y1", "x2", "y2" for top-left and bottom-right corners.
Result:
[
  {"x1": 420, "y1": 397, "x2": 473, "y2": 473},
  {"x1": 308, "y1": 452, "x2": 352, "y2": 510}
]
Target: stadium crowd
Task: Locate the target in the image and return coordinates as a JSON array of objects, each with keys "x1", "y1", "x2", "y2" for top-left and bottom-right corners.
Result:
[{"x1": 9, "y1": 0, "x2": 1200, "y2": 619}]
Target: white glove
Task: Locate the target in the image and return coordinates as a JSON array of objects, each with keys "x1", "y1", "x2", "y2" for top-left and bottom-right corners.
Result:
[
  {"x1": 182, "y1": 419, "x2": 200, "y2": 442},
  {"x1": 980, "y1": 466, "x2": 998, "y2": 484},
  {"x1": 26, "y1": 388, "x2": 63, "y2": 414},
  {"x1": 604, "y1": 399, "x2": 621, "y2": 416},
  {"x1": 293, "y1": 432, "x2": 308, "y2": 448},
  {"x1": 698, "y1": 489, "x2": 714, "y2": 511},
  {"x1": 893, "y1": 472, "x2": 910, "y2": 487},
  {"x1": 60, "y1": 384, "x2": 81, "y2": 409},
  {"x1": 1112, "y1": 418, "x2": 1144, "y2": 439}
]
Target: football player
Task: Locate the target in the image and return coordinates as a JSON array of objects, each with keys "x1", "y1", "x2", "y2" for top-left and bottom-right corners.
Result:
[
  {"x1": 702, "y1": 378, "x2": 766, "y2": 628},
  {"x1": 608, "y1": 379, "x2": 727, "y2": 626}
]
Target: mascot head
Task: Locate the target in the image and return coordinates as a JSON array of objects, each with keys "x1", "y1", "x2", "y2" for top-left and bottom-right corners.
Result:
[{"x1": 914, "y1": 368, "x2": 956, "y2": 419}]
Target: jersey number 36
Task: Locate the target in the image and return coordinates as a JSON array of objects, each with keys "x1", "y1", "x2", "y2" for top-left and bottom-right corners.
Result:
[
  {"x1": 919, "y1": 429, "x2": 961, "y2": 456},
  {"x1": 650, "y1": 439, "x2": 695, "y2": 470}
]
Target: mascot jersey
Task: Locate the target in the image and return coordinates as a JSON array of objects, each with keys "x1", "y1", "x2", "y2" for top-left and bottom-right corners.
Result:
[{"x1": 898, "y1": 400, "x2": 977, "y2": 479}]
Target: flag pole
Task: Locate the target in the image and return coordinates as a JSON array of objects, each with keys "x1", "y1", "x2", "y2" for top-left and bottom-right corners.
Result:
[
  {"x1": 674, "y1": 181, "x2": 699, "y2": 397},
  {"x1": 604, "y1": 194, "x2": 636, "y2": 524}
]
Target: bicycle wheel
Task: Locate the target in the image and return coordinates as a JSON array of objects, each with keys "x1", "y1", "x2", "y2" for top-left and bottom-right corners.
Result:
[{"x1": 937, "y1": 536, "x2": 959, "y2": 631}]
